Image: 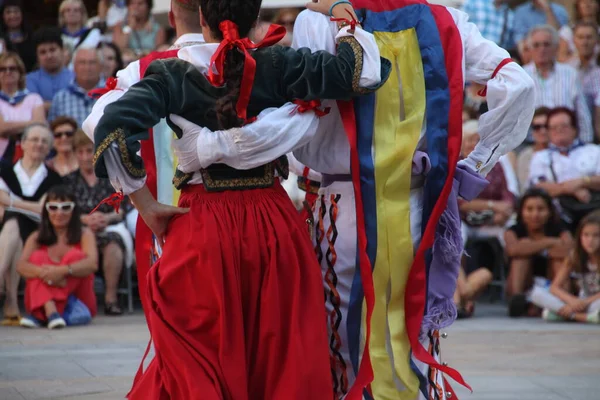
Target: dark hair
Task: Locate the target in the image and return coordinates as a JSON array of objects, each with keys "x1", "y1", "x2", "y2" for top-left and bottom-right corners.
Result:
[
  {"x1": 546, "y1": 107, "x2": 578, "y2": 131},
  {"x1": 97, "y1": 41, "x2": 124, "y2": 77},
  {"x1": 126, "y1": 0, "x2": 154, "y2": 9},
  {"x1": 32, "y1": 26, "x2": 64, "y2": 51},
  {"x1": 573, "y1": 20, "x2": 599, "y2": 36},
  {"x1": 0, "y1": 0, "x2": 30, "y2": 36},
  {"x1": 533, "y1": 106, "x2": 551, "y2": 119},
  {"x1": 571, "y1": 211, "x2": 600, "y2": 274},
  {"x1": 199, "y1": 0, "x2": 263, "y2": 129},
  {"x1": 50, "y1": 115, "x2": 77, "y2": 133},
  {"x1": 37, "y1": 185, "x2": 83, "y2": 246},
  {"x1": 516, "y1": 188, "x2": 559, "y2": 231}
]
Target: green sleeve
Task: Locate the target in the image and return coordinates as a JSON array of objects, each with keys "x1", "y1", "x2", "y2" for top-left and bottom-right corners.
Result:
[
  {"x1": 92, "y1": 60, "x2": 188, "y2": 179},
  {"x1": 263, "y1": 38, "x2": 390, "y2": 102}
]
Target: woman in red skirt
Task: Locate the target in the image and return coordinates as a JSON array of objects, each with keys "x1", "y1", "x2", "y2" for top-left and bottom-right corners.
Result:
[{"x1": 90, "y1": 0, "x2": 388, "y2": 398}]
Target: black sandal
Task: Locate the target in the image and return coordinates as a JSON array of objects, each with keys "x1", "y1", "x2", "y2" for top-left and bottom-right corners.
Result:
[{"x1": 104, "y1": 303, "x2": 124, "y2": 316}]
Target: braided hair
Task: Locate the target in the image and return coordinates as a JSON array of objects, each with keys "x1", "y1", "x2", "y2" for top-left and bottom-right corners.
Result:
[{"x1": 199, "y1": 0, "x2": 263, "y2": 129}]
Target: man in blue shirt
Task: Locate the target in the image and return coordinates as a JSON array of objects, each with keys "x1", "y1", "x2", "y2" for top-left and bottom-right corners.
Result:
[
  {"x1": 514, "y1": 0, "x2": 570, "y2": 45},
  {"x1": 26, "y1": 27, "x2": 74, "y2": 113},
  {"x1": 48, "y1": 47, "x2": 103, "y2": 127}
]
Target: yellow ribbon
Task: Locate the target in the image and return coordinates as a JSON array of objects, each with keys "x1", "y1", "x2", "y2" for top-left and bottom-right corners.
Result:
[{"x1": 369, "y1": 28, "x2": 426, "y2": 400}]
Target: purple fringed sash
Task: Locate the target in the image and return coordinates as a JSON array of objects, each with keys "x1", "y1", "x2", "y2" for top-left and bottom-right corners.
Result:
[{"x1": 420, "y1": 162, "x2": 489, "y2": 337}]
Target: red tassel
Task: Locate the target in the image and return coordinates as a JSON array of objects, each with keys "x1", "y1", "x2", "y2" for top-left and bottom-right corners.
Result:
[
  {"x1": 292, "y1": 99, "x2": 331, "y2": 117},
  {"x1": 444, "y1": 377, "x2": 459, "y2": 400},
  {"x1": 88, "y1": 77, "x2": 119, "y2": 99},
  {"x1": 89, "y1": 191, "x2": 124, "y2": 214}
]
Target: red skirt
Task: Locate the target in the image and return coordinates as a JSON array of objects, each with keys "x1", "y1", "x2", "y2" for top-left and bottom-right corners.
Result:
[{"x1": 128, "y1": 181, "x2": 332, "y2": 400}]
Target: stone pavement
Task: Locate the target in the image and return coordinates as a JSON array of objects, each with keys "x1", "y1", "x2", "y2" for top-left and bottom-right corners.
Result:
[{"x1": 0, "y1": 304, "x2": 598, "y2": 400}]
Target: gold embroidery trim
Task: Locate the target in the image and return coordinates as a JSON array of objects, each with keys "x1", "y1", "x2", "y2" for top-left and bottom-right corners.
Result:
[
  {"x1": 200, "y1": 164, "x2": 275, "y2": 192},
  {"x1": 338, "y1": 36, "x2": 369, "y2": 94},
  {"x1": 93, "y1": 128, "x2": 145, "y2": 178},
  {"x1": 172, "y1": 170, "x2": 193, "y2": 190}
]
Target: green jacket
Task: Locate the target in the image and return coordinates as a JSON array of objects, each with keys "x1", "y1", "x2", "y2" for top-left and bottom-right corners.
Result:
[{"x1": 93, "y1": 38, "x2": 391, "y2": 181}]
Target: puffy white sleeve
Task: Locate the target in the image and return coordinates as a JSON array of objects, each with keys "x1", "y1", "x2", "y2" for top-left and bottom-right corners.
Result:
[
  {"x1": 191, "y1": 104, "x2": 319, "y2": 170},
  {"x1": 451, "y1": 8, "x2": 535, "y2": 177},
  {"x1": 82, "y1": 60, "x2": 141, "y2": 142},
  {"x1": 292, "y1": 9, "x2": 381, "y2": 87},
  {"x1": 84, "y1": 60, "x2": 146, "y2": 195}
]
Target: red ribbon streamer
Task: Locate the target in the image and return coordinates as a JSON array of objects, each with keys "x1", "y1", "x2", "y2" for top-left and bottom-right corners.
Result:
[
  {"x1": 477, "y1": 58, "x2": 514, "y2": 97},
  {"x1": 208, "y1": 21, "x2": 285, "y2": 123},
  {"x1": 292, "y1": 99, "x2": 331, "y2": 117},
  {"x1": 330, "y1": 9, "x2": 359, "y2": 33},
  {"x1": 89, "y1": 191, "x2": 124, "y2": 214},
  {"x1": 88, "y1": 77, "x2": 119, "y2": 99}
]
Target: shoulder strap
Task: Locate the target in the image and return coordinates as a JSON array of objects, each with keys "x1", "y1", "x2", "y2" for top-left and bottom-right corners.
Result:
[{"x1": 548, "y1": 152, "x2": 559, "y2": 182}]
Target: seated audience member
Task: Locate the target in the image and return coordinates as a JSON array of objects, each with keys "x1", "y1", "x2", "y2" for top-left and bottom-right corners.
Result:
[
  {"x1": 111, "y1": 0, "x2": 166, "y2": 56},
  {"x1": 530, "y1": 212, "x2": 600, "y2": 324},
  {"x1": 453, "y1": 256, "x2": 493, "y2": 319},
  {"x1": 17, "y1": 185, "x2": 98, "y2": 328},
  {"x1": 47, "y1": 116, "x2": 78, "y2": 176},
  {"x1": 529, "y1": 107, "x2": 600, "y2": 230},
  {"x1": 0, "y1": 124, "x2": 61, "y2": 325},
  {"x1": 97, "y1": 41, "x2": 123, "y2": 79},
  {"x1": 505, "y1": 188, "x2": 573, "y2": 318},
  {"x1": 58, "y1": 0, "x2": 102, "y2": 62},
  {"x1": 48, "y1": 47, "x2": 103, "y2": 127},
  {"x1": 0, "y1": 0, "x2": 36, "y2": 72},
  {"x1": 26, "y1": 27, "x2": 74, "y2": 112},
  {"x1": 64, "y1": 130, "x2": 131, "y2": 316},
  {"x1": 0, "y1": 52, "x2": 45, "y2": 163},
  {"x1": 517, "y1": 107, "x2": 551, "y2": 192},
  {"x1": 459, "y1": 120, "x2": 516, "y2": 245}
]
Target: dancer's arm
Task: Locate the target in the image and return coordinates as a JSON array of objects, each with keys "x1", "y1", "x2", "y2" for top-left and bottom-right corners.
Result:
[{"x1": 451, "y1": 8, "x2": 535, "y2": 177}]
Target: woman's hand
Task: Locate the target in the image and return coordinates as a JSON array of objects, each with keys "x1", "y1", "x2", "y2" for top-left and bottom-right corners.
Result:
[
  {"x1": 557, "y1": 305, "x2": 574, "y2": 319},
  {"x1": 0, "y1": 191, "x2": 10, "y2": 207},
  {"x1": 130, "y1": 186, "x2": 189, "y2": 244},
  {"x1": 568, "y1": 298, "x2": 589, "y2": 313},
  {"x1": 39, "y1": 267, "x2": 68, "y2": 288}
]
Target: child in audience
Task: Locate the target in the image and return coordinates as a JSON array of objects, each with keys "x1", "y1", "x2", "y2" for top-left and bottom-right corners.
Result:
[{"x1": 534, "y1": 212, "x2": 600, "y2": 323}]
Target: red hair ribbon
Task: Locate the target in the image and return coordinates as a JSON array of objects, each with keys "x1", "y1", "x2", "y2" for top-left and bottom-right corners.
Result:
[
  {"x1": 477, "y1": 58, "x2": 513, "y2": 97},
  {"x1": 330, "y1": 9, "x2": 359, "y2": 34},
  {"x1": 89, "y1": 191, "x2": 124, "y2": 214},
  {"x1": 208, "y1": 21, "x2": 285, "y2": 124},
  {"x1": 88, "y1": 77, "x2": 119, "y2": 99},
  {"x1": 292, "y1": 99, "x2": 331, "y2": 117}
]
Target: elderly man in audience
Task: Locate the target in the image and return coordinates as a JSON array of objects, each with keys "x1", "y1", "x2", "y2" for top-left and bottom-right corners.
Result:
[
  {"x1": 568, "y1": 21, "x2": 600, "y2": 136},
  {"x1": 0, "y1": 124, "x2": 62, "y2": 325},
  {"x1": 48, "y1": 47, "x2": 103, "y2": 127},
  {"x1": 529, "y1": 107, "x2": 600, "y2": 229},
  {"x1": 517, "y1": 107, "x2": 551, "y2": 192},
  {"x1": 524, "y1": 25, "x2": 595, "y2": 143}
]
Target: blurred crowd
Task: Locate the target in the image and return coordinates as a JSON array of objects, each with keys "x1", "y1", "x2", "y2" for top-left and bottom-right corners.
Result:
[{"x1": 0, "y1": 0, "x2": 598, "y2": 329}]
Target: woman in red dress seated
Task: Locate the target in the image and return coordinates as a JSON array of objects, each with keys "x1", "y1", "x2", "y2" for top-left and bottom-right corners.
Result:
[{"x1": 17, "y1": 184, "x2": 98, "y2": 329}]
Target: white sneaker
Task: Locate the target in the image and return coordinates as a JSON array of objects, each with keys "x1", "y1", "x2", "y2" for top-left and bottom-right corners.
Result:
[
  {"x1": 542, "y1": 309, "x2": 565, "y2": 322},
  {"x1": 19, "y1": 315, "x2": 42, "y2": 328},
  {"x1": 47, "y1": 312, "x2": 66, "y2": 329}
]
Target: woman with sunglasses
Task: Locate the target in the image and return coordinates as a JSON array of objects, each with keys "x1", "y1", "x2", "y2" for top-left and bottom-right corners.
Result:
[
  {"x1": 63, "y1": 130, "x2": 131, "y2": 316},
  {"x1": 47, "y1": 116, "x2": 79, "y2": 177},
  {"x1": 0, "y1": 52, "x2": 45, "y2": 163},
  {"x1": 0, "y1": 124, "x2": 62, "y2": 326},
  {"x1": 17, "y1": 184, "x2": 98, "y2": 328}
]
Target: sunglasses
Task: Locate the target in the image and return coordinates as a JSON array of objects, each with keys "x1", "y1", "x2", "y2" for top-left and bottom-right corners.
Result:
[
  {"x1": 0, "y1": 66, "x2": 19, "y2": 73},
  {"x1": 531, "y1": 124, "x2": 546, "y2": 130},
  {"x1": 53, "y1": 130, "x2": 75, "y2": 139},
  {"x1": 46, "y1": 202, "x2": 75, "y2": 212}
]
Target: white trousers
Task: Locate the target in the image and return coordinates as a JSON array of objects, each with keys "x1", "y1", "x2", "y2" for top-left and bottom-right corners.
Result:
[{"x1": 312, "y1": 181, "x2": 447, "y2": 400}]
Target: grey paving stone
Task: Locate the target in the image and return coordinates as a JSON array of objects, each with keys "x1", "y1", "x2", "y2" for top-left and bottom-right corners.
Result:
[{"x1": 0, "y1": 387, "x2": 25, "y2": 400}]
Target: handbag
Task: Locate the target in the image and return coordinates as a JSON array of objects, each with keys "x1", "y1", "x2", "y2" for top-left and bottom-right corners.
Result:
[
  {"x1": 549, "y1": 153, "x2": 600, "y2": 223},
  {"x1": 63, "y1": 295, "x2": 92, "y2": 326}
]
